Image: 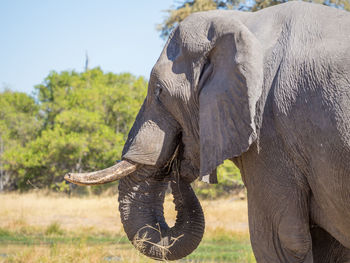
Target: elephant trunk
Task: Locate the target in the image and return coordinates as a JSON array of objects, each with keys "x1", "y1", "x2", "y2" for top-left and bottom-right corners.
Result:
[{"x1": 118, "y1": 167, "x2": 205, "y2": 261}]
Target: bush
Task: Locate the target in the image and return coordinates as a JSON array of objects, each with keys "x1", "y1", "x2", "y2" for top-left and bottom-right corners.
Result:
[
  {"x1": 194, "y1": 160, "x2": 244, "y2": 199},
  {"x1": 45, "y1": 222, "x2": 64, "y2": 236}
]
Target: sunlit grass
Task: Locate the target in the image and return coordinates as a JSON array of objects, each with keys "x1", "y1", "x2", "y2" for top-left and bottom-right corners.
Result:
[{"x1": 0, "y1": 191, "x2": 254, "y2": 262}]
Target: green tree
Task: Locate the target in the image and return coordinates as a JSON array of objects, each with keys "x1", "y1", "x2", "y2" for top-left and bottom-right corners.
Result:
[
  {"x1": 158, "y1": 0, "x2": 350, "y2": 39},
  {"x1": 194, "y1": 160, "x2": 244, "y2": 199},
  {"x1": 3, "y1": 68, "x2": 147, "y2": 191},
  {"x1": 0, "y1": 90, "x2": 41, "y2": 190},
  {"x1": 0, "y1": 90, "x2": 41, "y2": 147}
]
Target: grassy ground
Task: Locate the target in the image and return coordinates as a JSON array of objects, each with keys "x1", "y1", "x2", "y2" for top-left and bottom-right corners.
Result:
[{"x1": 0, "y1": 191, "x2": 255, "y2": 262}]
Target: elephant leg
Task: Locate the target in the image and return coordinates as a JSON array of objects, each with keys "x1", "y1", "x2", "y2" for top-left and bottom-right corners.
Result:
[
  {"x1": 311, "y1": 226, "x2": 350, "y2": 263},
  {"x1": 247, "y1": 187, "x2": 313, "y2": 263},
  {"x1": 248, "y1": 190, "x2": 312, "y2": 262},
  {"x1": 239, "y1": 148, "x2": 313, "y2": 263},
  {"x1": 237, "y1": 131, "x2": 314, "y2": 262}
]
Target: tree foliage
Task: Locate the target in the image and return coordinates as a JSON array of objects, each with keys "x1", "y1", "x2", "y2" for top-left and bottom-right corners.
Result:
[
  {"x1": 1, "y1": 68, "x2": 147, "y2": 191},
  {"x1": 158, "y1": 0, "x2": 350, "y2": 39},
  {"x1": 194, "y1": 160, "x2": 244, "y2": 199},
  {"x1": 0, "y1": 90, "x2": 41, "y2": 148}
]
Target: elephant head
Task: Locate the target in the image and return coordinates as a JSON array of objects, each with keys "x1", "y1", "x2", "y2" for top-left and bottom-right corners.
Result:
[{"x1": 65, "y1": 11, "x2": 263, "y2": 261}]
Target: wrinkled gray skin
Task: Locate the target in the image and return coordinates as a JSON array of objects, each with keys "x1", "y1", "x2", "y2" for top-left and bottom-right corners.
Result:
[{"x1": 119, "y1": 2, "x2": 350, "y2": 262}]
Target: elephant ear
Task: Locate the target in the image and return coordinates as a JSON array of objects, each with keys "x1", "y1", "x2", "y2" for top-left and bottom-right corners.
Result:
[{"x1": 198, "y1": 17, "x2": 263, "y2": 182}]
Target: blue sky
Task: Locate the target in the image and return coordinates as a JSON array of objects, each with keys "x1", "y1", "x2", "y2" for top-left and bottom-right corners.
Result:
[{"x1": 0, "y1": 0, "x2": 174, "y2": 94}]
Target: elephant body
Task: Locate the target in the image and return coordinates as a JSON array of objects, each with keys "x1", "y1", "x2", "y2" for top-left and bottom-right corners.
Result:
[
  {"x1": 66, "y1": 2, "x2": 350, "y2": 262},
  {"x1": 229, "y1": 3, "x2": 350, "y2": 261}
]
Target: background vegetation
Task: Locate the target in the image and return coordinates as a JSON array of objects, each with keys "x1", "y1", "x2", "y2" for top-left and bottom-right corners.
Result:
[{"x1": 0, "y1": 68, "x2": 147, "y2": 192}]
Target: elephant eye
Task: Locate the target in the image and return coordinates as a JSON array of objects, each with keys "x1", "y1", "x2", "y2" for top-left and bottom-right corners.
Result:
[{"x1": 155, "y1": 84, "x2": 162, "y2": 98}]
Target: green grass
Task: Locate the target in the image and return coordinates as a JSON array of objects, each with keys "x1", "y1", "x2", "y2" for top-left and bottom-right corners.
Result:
[
  {"x1": 0, "y1": 226, "x2": 254, "y2": 262},
  {"x1": 184, "y1": 231, "x2": 255, "y2": 262},
  {"x1": 0, "y1": 226, "x2": 129, "y2": 246},
  {"x1": 45, "y1": 222, "x2": 64, "y2": 236}
]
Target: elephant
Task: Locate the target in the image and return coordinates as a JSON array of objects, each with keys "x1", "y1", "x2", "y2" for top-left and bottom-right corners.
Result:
[{"x1": 65, "y1": 2, "x2": 350, "y2": 262}]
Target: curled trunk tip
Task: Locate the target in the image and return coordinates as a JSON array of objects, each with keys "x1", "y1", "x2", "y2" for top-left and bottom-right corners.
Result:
[{"x1": 119, "y1": 175, "x2": 205, "y2": 261}]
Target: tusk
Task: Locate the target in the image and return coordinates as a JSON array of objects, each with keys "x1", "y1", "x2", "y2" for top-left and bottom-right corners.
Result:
[{"x1": 64, "y1": 160, "x2": 139, "y2": 186}]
